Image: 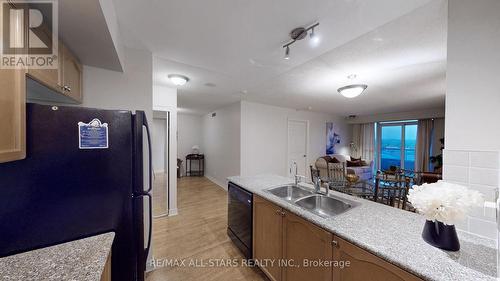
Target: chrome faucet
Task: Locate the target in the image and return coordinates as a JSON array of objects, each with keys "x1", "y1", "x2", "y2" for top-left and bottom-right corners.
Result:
[
  {"x1": 313, "y1": 175, "x2": 329, "y2": 196},
  {"x1": 295, "y1": 174, "x2": 306, "y2": 185},
  {"x1": 292, "y1": 161, "x2": 305, "y2": 185}
]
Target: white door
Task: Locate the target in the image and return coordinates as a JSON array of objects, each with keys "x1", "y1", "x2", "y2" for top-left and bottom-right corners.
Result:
[{"x1": 287, "y1": 120, "x2": 308, "y2": 178}]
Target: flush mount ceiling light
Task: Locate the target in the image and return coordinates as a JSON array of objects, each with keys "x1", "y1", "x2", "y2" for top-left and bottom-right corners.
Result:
[
  {"x1": 337, "y1": 84, "x2": 368, "y2": 98},
  {"x1": 282, "y1": 22, "x2": 319, "y2": 60},
  {"x1": 168, "y1": 74, "x2": 189, "y2": 86}
]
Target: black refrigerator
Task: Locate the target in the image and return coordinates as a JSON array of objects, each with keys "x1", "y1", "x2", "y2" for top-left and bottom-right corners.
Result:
[{"x1": 0, "y1": 103, "x2": 153, "y2": 281}]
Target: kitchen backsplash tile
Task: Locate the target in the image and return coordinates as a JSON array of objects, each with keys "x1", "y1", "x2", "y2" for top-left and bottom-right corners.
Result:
[
  {"x1": 467, "y1": 217, "x2": 498, "y2": 240},
  {"x1": 470, "y1": 151, "x2": 499, "y2": 169},
  {"x1": 442, "y1": 165, "x2": 469, "y2": 183},
  {"x1": 469, "y1": 184, "x2": 498, "y2": 202},
  {"x1": 443, "y1": 149, "x2": 499, "y2": 241},
  {"x1": 443, "y1": 150, "x2": 469, "y2": 166},
  {"x1": 469, "y1": 168, "x2": 499, "y2": 187},
  {"x1": 483, "y1": 201, "x2": 497, "y2": 220}
]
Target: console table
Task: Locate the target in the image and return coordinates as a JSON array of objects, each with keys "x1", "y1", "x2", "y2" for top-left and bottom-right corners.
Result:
[{"x1": 186, "y1": 154, "x2": 205, "y2": 177}]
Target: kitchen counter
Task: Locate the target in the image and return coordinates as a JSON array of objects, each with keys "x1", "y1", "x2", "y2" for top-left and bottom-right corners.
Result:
[
  {"x1": 228, "y1": 174, "x2": 498, "y2": 281},
  {"x1": 0, "y1": 232, "x2": 114, "y2": 281}
]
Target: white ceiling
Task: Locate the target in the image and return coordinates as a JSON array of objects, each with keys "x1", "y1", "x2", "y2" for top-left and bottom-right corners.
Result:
[
  {"x1": 115, "y1": 0, "x2": 446, "y2": 115},
  {"x1": 34, "y1": 0, "x2": 123, "y2": 71}
]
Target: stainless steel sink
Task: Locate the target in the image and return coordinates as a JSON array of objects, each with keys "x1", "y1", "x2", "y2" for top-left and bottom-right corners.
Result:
[
  {"x1": 266, "y1": 185, "x2": 313, "y2": 202},
  {"x1": 294, "y1": 194, "x2": 356, "y2": 218}
]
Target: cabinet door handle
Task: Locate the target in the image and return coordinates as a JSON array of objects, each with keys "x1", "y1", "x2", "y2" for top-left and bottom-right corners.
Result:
[
  {"x1": 63, "y1": 85, "x2": 71, "y2": 92},
  {"x1": 280, "y1": 211, "x2": 286, "y2": 217},
  {"x1": 332, "y1": 240, "x2": 339, "y2": 247}
]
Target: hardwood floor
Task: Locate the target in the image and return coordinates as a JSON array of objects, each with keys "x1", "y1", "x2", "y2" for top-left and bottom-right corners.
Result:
[
  {"x1": 146, "y1": 177, "x2": 267, "y2": 281},
  {"x1": 152, "y1": 172, "x2": 168, "y2": 217}
]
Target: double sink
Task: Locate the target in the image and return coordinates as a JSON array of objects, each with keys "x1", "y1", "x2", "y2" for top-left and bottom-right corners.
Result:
[{"x1": 266, "y1": 184, "x2": 358, "y2": 218}]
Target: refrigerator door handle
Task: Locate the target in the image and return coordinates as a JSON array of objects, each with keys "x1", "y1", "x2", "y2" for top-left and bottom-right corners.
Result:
[
  {"x1": 144, "y1": 192, "x2": 153, "y2": 260},
  {"x1": 142, "y1": 114, "x2": 153, "y2": 194}
]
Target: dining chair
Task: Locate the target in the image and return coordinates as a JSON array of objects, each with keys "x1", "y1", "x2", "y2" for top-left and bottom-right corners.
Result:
[
  {"x1": 310, "y1": 165, "x2": 320, "y2": 183},
  {"x1": 327, "y1": 162, "x2": 346, "y2": 186},
  {"x1": 374, "y1": 173, "x2": 411, "y2": 210}
]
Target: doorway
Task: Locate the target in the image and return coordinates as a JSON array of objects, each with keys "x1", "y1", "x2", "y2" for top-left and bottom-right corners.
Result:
[
  {"x1": 152, "y1": 111, "x2": 170, "y2": 218},
  {"x1": 287, "y1": 119, "x2": 309, "y2": 178},
  {"x1": 377, "y1": 121, "x2": 418, "y2": 171}
]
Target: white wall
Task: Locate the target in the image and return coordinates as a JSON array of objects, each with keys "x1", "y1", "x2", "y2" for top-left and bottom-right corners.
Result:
[
  {"x1": 177, "y1": 113, "x2": 203, "y2": 176},
  {"x1": 152, "y1": 118, "x2": 166, "y2": 173},
  {"x1": 349, "y1": 107, "x2": 445, "y2": 124},
  {"x1": 153, "y1": 85, "x2": 177, "y2": 112},
  {"x1": 82, "y1": 47, "x2": 153, "y2": 119},
  {"x1": 202, "y1": 102, "x2": 241, "y2": 188},
  {"x1": 431, "y1": 118, "x2": 445, "y2": 159},
  {"x1": 240, "y1": 101, "x2": 351, "y2": 179},
  {"x1": 444, "y1": 0, "x2": 500, "y2": 241}
]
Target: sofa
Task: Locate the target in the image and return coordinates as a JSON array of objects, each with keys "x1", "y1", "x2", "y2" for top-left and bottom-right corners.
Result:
[{"x1": 315, "y1": 154, "x2": 374, "y2": 181}]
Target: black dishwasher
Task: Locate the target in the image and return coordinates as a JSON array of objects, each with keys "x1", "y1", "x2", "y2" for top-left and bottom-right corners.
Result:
[{"x1": 227, "y1": 182, "x2": 253, "y2": 259}]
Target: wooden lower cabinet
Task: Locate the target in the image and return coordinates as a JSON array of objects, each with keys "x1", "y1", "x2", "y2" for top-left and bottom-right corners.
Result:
[
  {"x1": 253, "y1": 195, "x2": 283, "y2": 281},
  {"x1": 283, "y1": 211, "x2": 333, "y2": 281},
  {"x1": 253, "y1": 196, "x2": 422, "y2": 281},
  {"x1": 100, "y1": 252, "x2": 112, "y2": 281},
  {"x1": 332, "y1": 236, "x2": 422, "y2": 281}
]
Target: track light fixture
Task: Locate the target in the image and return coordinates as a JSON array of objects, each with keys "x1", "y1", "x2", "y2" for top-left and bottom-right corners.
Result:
[
  {"x1": 282, "y1": 22, "x2": 320, "y2": 60},
  {"x1": 310, "y1": 27, "x2": 316, "y2": 39},
  {"x1": 284, "y1": 46, "x2": 290, "y2": 60}
]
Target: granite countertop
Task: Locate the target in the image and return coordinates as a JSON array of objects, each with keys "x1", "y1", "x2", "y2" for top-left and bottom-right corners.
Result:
[
  {"x1": 0, "y1": 232, "x2": 114, "y2": 281},
  {"x1": 228, "y1": 174, "x2": 498, "y2": 281}
]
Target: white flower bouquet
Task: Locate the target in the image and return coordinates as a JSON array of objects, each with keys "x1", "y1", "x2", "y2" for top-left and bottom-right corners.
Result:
[{"x1": 407, "y1": 180, "x2": 484, "y2": 225}]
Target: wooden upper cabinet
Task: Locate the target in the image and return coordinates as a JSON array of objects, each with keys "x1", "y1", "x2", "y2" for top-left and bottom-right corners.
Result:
[
  {"x1": 60, "y1": 44, "x2": 82, "y2": 103},
  {"x1": 26, "y1": 22, "x2": 82, "y2": 104},
  {"x1": 253, "y1": 195, "x2": 283, "y2": 281},
  {"x1": 282, "y1": 211, "x2": 333, "y2": 281},
  {"x1": 332, "y1": 236, "x2": 422, "y2": 281},
  {"x1": 0, "y1": 69, "x2": 26, "y2": 163},
  {"x1": 27, "y1": 25, "x2": 62, "y2": 92}
]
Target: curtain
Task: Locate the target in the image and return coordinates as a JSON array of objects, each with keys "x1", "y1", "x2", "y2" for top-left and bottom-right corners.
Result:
[
  {"x1": 352, "y1": 123, "x2": 375, "y2": 161},
  {"x1": 415, "y1": 119, "x2": 433, "y2": 172}
]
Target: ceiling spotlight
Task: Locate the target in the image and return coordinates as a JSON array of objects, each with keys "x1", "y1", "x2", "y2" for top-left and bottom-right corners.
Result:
[
  {"x1": 337, "y1": 84, "x2": 368, "y2": 98},
  {"x1": 168, "y1": 74, "x2": 189, "y2": 86},
  {"x1": 309, "y1": 27, "x2": 320, "y2": 46},
  {"x1": 284, "y1": 46, "x2": 290, "y2": 60}
]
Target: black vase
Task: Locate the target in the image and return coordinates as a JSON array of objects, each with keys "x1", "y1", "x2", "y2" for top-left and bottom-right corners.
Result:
[{"x1": 422, "y1": 220, "x2": 460, "y2": 251}]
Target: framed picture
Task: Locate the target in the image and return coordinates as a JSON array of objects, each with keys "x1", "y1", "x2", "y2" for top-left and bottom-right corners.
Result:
[{"x1": 326, "y1": 122, "x2": 340, "y2": 155}]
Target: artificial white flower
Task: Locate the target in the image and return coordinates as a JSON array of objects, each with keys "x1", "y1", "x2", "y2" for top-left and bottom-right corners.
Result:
[{"x1": 407, "y1": 180, "x2": 484, "y2": 225}]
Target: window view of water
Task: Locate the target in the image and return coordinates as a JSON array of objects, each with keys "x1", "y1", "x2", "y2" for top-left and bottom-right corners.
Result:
[
  {"x1": 380, "y1": 124, "x2": 417, "y2": 171},
  {"x1": 404, "y1": 125, "x2": 417, "y2": 170}
]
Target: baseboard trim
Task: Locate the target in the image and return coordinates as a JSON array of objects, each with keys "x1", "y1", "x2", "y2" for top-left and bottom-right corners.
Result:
[
  {"x1": 168, "y1": 208, "x2": 178, "y2": 216},
  {"x1": 145, "y1": 261, "x2": 155, "y2": 272},
  {"x1": 204, "y1": 175, "x2": 228, "y2": 190}
]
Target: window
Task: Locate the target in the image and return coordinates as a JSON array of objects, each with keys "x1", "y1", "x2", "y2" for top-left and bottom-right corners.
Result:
[{"x1": 377, "y1": 121, "x2": 418, "y2": 171}]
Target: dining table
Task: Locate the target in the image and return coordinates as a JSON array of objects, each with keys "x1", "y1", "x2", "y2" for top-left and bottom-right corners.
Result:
[{"x1": 329, "y1": 179, "x2": 375, "y2": 198}]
